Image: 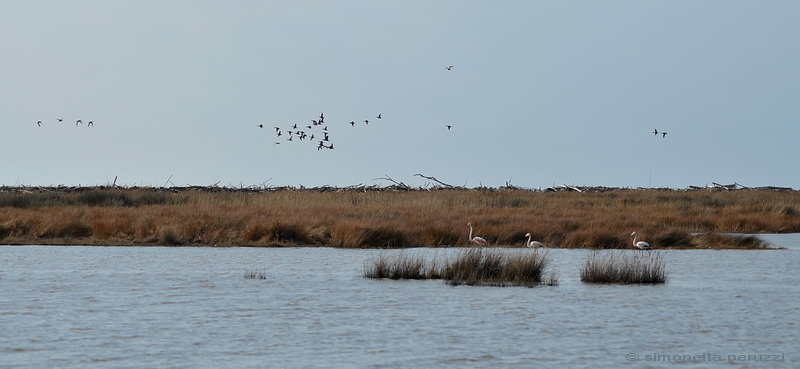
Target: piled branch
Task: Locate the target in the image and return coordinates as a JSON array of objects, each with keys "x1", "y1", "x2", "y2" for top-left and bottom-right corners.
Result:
[{"x1": 413, "y1": 173, "x2": 458, "y2": 188}]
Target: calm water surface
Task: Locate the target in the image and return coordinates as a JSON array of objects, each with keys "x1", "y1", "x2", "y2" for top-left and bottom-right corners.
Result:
[{"x1": 1, "y1": 234, "x2": 798, "y2": 368}]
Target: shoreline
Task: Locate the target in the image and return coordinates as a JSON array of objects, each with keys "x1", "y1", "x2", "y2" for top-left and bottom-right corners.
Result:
[{"x1": 1, "y1": 187, "x2": 798, "y2": 249}]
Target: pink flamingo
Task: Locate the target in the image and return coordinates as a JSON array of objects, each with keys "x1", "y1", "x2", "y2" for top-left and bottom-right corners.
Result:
[
  {"x1": 467, "y1": 223, "x2": 488, "y2": 246},
  {"x1": 524, "y1": 233, "x2": 545, "y2": 248},
  {"x1": 631, "y1": 231, "x2": 652, "y2": 254}
]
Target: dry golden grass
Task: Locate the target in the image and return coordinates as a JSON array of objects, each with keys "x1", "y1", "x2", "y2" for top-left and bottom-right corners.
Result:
[{"x1": 0, "y1": 187, "x2": 797, "y2": 248}]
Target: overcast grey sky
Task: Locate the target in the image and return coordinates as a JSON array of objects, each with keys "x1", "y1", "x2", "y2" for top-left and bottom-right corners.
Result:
[{"x1": 3, "y1": 1, "x2": 798, "y2": 189}]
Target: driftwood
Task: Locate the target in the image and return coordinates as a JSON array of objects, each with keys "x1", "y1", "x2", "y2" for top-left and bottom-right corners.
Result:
[
  {"x1": 548, "y1": 184, "x2": 584, "y2": 193},
  {"x1": 712, "y1": 182, "x2": 740, "y2": 190},
  {"x1": 0, "y1": 179, "x2": 795, "y2": 195},
  {"x1": 373, "y1": 175, "x2": 411, "y2": 190},
  {"x1": 413, "y1": 173, "x2": 457, "y2": 188}
]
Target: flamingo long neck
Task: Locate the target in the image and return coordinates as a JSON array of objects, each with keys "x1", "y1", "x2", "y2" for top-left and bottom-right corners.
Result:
[
  {"x1": 633, "y1": 234, "x2": 638, "y2": 247},
  {"x1": 469, "y1": 225, "x2": 474, "y2": 240},
  {"x1": 526, "y1": 234, "x2": 532, "y2": 245}
]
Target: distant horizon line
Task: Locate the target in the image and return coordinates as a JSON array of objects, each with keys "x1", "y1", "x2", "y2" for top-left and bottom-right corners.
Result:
[{"x1": 0, "y1": 182, "x2": 795, "y2": 193}]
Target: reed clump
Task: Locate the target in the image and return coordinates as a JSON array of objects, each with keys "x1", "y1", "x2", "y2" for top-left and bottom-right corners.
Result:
[
  {"x1": 363, "y1": 252, "x2": 438, "y2": 279},
  {"x1": 364, "y1": 248, "x2": 556, "y2": 287},
  {"x1": 0, "y1": 187, "x2": 797, "y2": 247},
  {"x1": 442, "y1": 248, "x2": 555, "y2": 287},
  {"x1": 580, "y1": 251, "x2": 668, "y2": 284}
]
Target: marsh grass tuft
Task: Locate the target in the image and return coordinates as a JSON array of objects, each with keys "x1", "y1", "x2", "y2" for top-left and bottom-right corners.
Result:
[
  {"x1": 691, "y1": 233, "x2": 767, "y2": 249},
  {"x1": 442, "y1": 248, "x2": 553, "y2": 287},
  {"x1": 580, "y1": 251, "x2": 668, "y2": 284},
  {"x1": 364, "y1": 248, "x2": 555, "y2": 287},
  {"x1": 421, "y1": 228, "x2": 461, "y2": 246},
  {"x1": 363, "y1": 252, "x2": 436, "y2": 279},
  {"x1": 0, "y1": 223, "x2": 10, "y2": 239},
  {"x1": 244, "y1": 268, "x2": 268, "y2": 280},
  {"x1": 159, "y1": 227, "x2": 183, "y2": 246}
]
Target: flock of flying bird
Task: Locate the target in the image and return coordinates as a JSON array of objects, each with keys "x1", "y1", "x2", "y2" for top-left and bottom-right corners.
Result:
[
  {"x1": 30, "y1": 63, "x2": 655, "y2": 257},
  {"x1": 259, "y1": 111, "x2": 386, "y2": 151},
  {"x1": 468, "y1": 223, "x2": 653, "y2": 253},
  {"x1": 36, "y1": 118, "x2": 95, "y2": 127},
  {"x1": 258, "y1": 65, "x2": 460, "y2": 151}
]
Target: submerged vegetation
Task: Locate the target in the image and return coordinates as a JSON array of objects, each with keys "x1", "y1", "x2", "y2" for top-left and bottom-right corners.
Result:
[
  {"x1": 244, "y1": 268, "x2": 268, "y2": 280},
  {"x1": 363, "y1": 248, "x2": 558, "y2": 287},
  {"x1": 0, "y1": 186, "x2": 797, "y2": 248}
]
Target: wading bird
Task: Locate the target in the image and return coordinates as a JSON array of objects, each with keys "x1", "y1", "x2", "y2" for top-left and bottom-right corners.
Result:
[
  {"x1": 631, "y1": 231, "x2": 652, "y2": 255},
  {"x1": 467, "y1": 223, "x2": 488, "y2": 246},
  {"x1": 525, "y1": 233, "x2": 545, "y2": 248}
]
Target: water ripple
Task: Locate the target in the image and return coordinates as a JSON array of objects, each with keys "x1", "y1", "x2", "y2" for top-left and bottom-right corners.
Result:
[{"x1": 0, "y1": 243, "x2": 797, "y2": 368}]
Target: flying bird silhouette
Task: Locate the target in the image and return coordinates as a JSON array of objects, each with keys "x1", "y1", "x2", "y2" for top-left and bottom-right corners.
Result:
[
  {"x1": 661, "y1": 132, "x2": 667, "y2": 138},
  {"x1": 446, "y1": 65, "x2": 454, "y2": 71},
  {"x1": 653, "y1": 129, "x2": 658, "y2": 136},
  {"x1": 37, "y1": 121, "x2": 42, "y2": 127},
  {"x1": 446, "y1": 125, "x2": 452, "y2": 130},
  {"x1": 376, "y1": 114, "x2": 382, "y2": 119}
]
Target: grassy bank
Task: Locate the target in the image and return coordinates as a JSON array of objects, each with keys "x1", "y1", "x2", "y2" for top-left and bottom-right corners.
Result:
[{"x1": 0, "y1": 187, "x2": 798, "y2": 248}]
